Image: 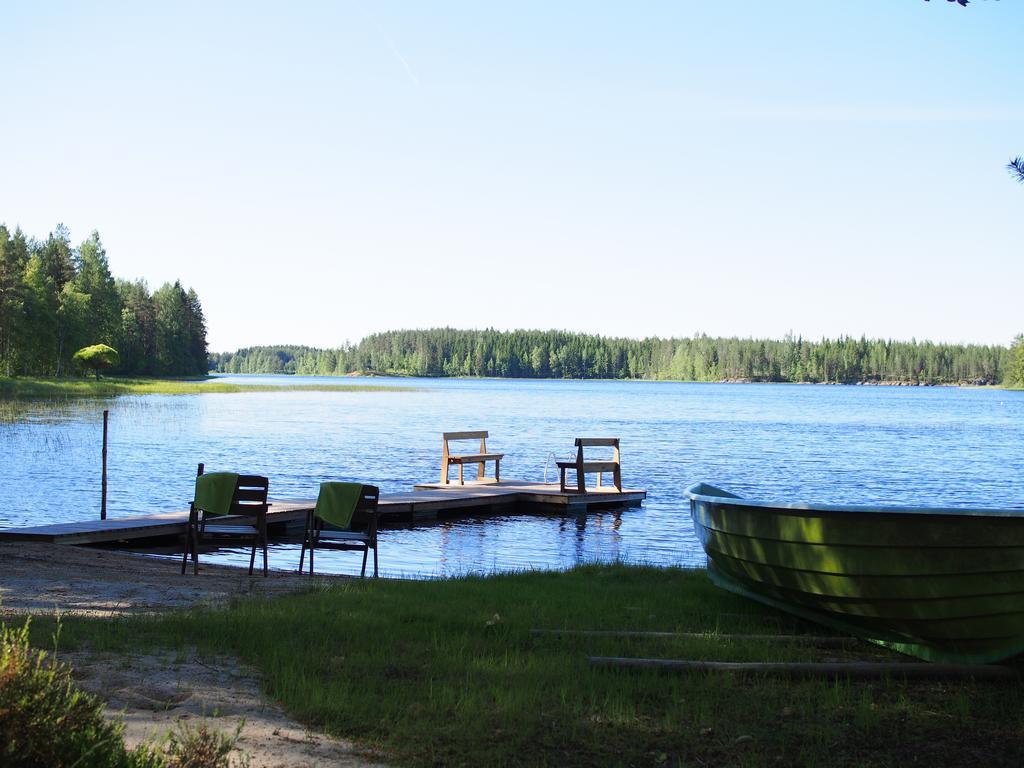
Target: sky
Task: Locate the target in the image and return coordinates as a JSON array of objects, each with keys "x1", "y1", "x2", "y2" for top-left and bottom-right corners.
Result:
[{"x1": 2, "y1": 1, "x2": 1022, "y2": 351}]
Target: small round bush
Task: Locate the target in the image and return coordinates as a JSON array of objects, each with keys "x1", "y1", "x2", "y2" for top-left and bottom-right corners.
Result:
[{"x1": 72, "y1": 344, "x2": 120, "y2": 380}]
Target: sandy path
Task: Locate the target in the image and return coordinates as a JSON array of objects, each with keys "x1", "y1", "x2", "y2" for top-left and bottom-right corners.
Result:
[
  {"x1": 0, "y1": 542, "x2": 388, "y2": 767},
  {"x1": 0, "y1": 542, "x2": 339, "y2": 617},
  {"x1": 68, "y1": 650, "x2": 385, "y2": 768}
]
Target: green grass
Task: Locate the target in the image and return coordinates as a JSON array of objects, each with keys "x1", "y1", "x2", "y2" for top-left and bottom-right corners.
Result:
[
  {"x1": 0, "y1": 376, "x2": 415, "y2": 398},
  {"x1": 31, "y1": 564, "x2": 1024, "y2": 768}
]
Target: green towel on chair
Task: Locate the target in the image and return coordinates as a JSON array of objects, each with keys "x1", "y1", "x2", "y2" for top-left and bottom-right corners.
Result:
[
  {"x1": 314, "y1": 482, "x2": 363, "y2": 529},
  {"x1": 194, "y1": 472, "x2": 238, "y2": 517}
]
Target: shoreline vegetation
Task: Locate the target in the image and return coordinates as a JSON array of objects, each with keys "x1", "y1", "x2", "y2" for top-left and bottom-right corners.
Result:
[
  {"x1": 20, "y1": 562, "x2": 1024, "y2": 768},
  {"x1": 210, "y1": 328, "x2": 1024, "y2": 387},
  {"x1": 0, "y1": 376, "x2": 414, "y2": 398},
  {"x1": 1, "y1": 373, "x2": 1014, "y2": 402}
]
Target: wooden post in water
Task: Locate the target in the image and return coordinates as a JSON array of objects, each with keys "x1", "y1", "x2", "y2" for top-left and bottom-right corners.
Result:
[{"x1": 100, "y1": 409, "x2": 109, "y2": 520}]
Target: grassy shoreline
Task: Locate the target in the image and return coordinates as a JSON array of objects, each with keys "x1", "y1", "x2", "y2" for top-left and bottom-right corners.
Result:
[
  {"x1": 3, "y1": 375, "x2": 1012, "y2": 399},
  {"x1": 0, "y1": 376, "x2": 414, "y2": 398},
  {"x1": 28, "y1": 564, "x2": 1024, "y2": 768},
  {"x1": 225, "y1": 369, "x2": 1012, "y2": 387}
]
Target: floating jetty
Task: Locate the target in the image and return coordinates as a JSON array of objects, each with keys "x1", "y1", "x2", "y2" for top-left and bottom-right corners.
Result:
[{"x1": 0, "y1": 479, "x2": 645, "y2": 547}]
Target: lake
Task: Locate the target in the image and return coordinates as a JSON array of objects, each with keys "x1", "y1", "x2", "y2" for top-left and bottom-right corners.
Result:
[{"x1": 2, "y1": 377, "x2": 1023, "y2": 577}]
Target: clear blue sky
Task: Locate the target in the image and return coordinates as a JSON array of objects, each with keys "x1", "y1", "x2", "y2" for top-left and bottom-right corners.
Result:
[{"x1": 2, "y1": 1, "x2": 1021, "y2": 351}]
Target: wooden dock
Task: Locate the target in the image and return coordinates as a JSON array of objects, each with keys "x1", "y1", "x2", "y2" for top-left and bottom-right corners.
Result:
[
  {"x1": 0, "y1": 503, "x2": 313, "y2": 546},
  {"x1": 0, "y1": 480, "x2": 645, "y2": 546}
]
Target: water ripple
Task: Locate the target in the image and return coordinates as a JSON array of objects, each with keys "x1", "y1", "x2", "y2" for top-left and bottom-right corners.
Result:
[{"x1": 3, "y1": 378, "x2": 1023, "y2": 576}]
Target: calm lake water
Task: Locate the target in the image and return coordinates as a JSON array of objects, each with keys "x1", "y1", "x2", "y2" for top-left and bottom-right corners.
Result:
[{"x1": 2, "y1": 377, "x2": 1023, "y2": 577}]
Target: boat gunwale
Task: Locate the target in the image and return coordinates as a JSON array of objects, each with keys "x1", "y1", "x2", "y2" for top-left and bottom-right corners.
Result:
[{"x1": 685, "y1": 482, "x2": 1024, "y2": 519}]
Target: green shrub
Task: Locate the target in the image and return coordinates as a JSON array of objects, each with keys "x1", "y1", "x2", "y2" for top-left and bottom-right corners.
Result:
[
  {"x1": 0, "y1": 619, "x2": 161, "y2": 768},
  {"x1": 163, "y1": 722, "x2": 247, "y2": 768},
  {"x1": 72, "y1": 344, "x2": 120, "y2": 380}
]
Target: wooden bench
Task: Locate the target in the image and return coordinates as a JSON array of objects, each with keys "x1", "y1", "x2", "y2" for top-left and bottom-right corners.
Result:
[
  {"x1": 441, "y1": 431, "x2": 504, "y2": 485},
  {"x1": 557, "y1": 438, "x2": 622, "y2": 494}
]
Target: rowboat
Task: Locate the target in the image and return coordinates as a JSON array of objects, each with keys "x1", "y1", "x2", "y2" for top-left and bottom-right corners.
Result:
[{"x1": 686, "y1": 482, "x2": 1024, "y2": 664}]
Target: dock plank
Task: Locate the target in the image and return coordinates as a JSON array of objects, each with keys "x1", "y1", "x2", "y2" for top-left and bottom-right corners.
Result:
[
  {"x1": 0, "y1": 480, "x2": 645, "y2": 546},
  {"x1": 412, "y1": 480, "x2": 646, "y2": 507}
]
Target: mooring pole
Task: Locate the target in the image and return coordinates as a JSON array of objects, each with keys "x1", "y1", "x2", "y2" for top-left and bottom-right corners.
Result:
[{"x1": 101, "y1": 409, "x2": 109, "y2": 520}]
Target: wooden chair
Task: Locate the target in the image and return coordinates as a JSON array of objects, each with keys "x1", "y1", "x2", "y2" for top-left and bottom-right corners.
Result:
[
  {"x1": 299, "y1": 483, "x2": 380, "y2": 577},
  {"x1": 557, "y1": 438, "x2": 622, "y2": 493},
  {"x1": 181, "y1": 464, "x2": 270, "y2": 577},
  {"x1": 441, "y1": 431, "x2": 504, "y2": 485}
]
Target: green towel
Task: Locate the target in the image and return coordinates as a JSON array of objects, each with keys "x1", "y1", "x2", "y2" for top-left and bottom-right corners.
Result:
[
  {"x1": 314, "y1": 481, "x2": 363, "y2": 529},
  {"x1": 194, "y1": 472, "x2": 238, "y2": 517}
]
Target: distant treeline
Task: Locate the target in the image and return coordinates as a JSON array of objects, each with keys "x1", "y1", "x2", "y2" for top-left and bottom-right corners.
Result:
[
  {"x1": 210, "y1": 329, "x2": 1015, "y2": 385},
  {"x1": 0, "y1": 223, "x2": 208, "y2": 377}
]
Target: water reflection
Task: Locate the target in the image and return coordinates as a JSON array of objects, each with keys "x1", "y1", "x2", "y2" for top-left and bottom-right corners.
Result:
[{"x1": 186, "y1": 505, "x2": 634, "y2": 579}]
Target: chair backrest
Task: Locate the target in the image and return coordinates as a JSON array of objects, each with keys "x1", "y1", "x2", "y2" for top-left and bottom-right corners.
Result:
[
  {"x1": 232, "y1": 475, "x2": 270, "y2": 516},
  {"x1": 346, "y1": 483, "x2": 382, "y2": 532},
  {"x1": 442, "y1": 431, "x2": 489, "y2": 457},
  {"x1": 195, "y1": 464, "x2": 268, "y2": 517},
  {"x1": 356, "y1": 485, "x2": 380, "y2": 530},
  {"x1": 573, "y1": 437, "x2": 620, "y2": 463},
  {"x1": 316, "y1": 483, "x2": 380, "y2": 532}
]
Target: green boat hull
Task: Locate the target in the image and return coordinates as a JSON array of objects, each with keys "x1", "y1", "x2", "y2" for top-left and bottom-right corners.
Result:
[{"x1": 686, "y1": 482, "x2": 1024, "y2": 664}]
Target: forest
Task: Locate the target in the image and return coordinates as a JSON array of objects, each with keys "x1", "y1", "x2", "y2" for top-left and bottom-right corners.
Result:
[
  {"x1": 0, "y1": 223, "x2": 208, "y2": 377},
  {"x1": 211, "y1": 328, "x2": 1018, "y2": 385}
]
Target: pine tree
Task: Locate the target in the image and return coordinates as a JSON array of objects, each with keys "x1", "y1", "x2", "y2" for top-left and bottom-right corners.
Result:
[
  {"x1": 37, "y1": 224, "x2": 76, "y2": 292},
  {"x1": 74, "y1": 231, "x2": 121, "y2": 344},
  {"x1": 1007, "y1": 335, "x2": 1024, "y2": 388},
  {"x1": 115, "y1": 279, "x2": 157, "y2": 375},
  {"x1": 184, "y1": 288, "x2": 208, "y2": 375},
  {"x1": 0, "y1": 226, "x2": 27, "y2": 375},
  {"x1": 56, "y1": 282, "x2": 92, "y2": 376},
  {"x1": 20, "y1": 254, "x2": 58, "y2": 375},
  {"x1": 152, "y1": 281, "x2": 190, "y2": 375}
]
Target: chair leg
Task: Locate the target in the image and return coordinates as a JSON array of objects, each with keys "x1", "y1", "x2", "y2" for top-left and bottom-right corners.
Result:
[
  {"x1": 181, "y1": 523, "x2": 191, "y2": 575},
  {"x1": 248, "y1": 537, "x2": 257, "y2": 576},
  {"x1": 299, "y1": 521, "x2": 314, "y2": 574},
  {"x1": 360, "y1": 547, "x2": 368, "y2": 578},
  {"x1": 373, "y1": 545, "x2": 379, "y2": 578},
  {"x1": 183, "y1": 517, "x2": 201, "y2": 575},
  {"x1": 262, "y1": 528, "x2": 269, "y2": 577},
  {"x1": 309, "y1": 536, "x2": 315, "y2": 575},
  {"x1": 186, "y1": 524, "x2": 200, "y2": 576}
]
